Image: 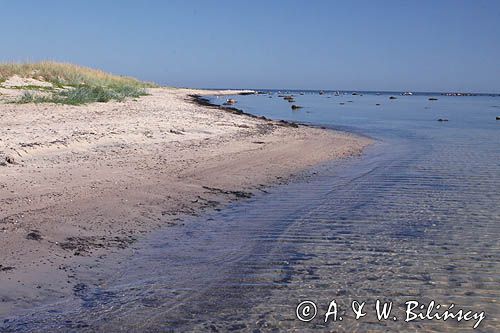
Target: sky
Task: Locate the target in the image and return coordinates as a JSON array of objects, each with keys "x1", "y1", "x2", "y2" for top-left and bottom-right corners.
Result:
[{"x1": 1, "y1": 0, "x2": 499, "y2": 92}]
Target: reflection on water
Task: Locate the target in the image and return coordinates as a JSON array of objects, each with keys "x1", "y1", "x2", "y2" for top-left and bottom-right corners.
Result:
[{"x1": 2, "y1": 92, "x2": 499, "y2": 332}]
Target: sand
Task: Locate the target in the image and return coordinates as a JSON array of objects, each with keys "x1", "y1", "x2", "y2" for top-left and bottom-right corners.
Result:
[{"x1": 0, "y1": 87, "x2": 371, "y2": 316}]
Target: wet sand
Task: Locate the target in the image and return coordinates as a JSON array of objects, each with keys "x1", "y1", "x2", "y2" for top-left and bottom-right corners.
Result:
[{"x1": 0, "y1": 87, "x2": 371, "y2": 316}]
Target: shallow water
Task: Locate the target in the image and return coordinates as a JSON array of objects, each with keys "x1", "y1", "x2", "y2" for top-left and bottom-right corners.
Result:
[{"x1": 2, "y1": 92, "x2": 499, "y2": 332}]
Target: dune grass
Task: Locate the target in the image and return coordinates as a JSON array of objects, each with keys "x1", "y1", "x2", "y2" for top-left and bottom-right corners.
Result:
[
  {"x1": 0, "y1": 61, "x2": 157, "y2": 105},
  {"x1": 17, "y1": 91, "x2": 51, "y2": 104}
]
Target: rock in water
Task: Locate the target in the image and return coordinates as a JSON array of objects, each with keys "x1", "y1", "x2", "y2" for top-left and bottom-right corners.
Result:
[
  {"x1": 223, "y1": 99, "x2": 237, "y2": 105},
  {"x1": 389, "y1": 96, "x2": 397, "y2": 100},
  {"x1": 291, "y1": 105, "x2": 302, "y2": 110},
  {"x1": 438, "y1": 118, "x2": 449, "y2": 122}
]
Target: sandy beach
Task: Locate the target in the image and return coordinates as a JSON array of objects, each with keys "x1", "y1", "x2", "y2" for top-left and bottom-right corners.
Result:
[{"x1": 0, "y1": 87, "x2": 371, "y2": 316}]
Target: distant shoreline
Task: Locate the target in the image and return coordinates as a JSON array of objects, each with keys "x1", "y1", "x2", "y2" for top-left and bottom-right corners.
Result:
[{"x1": 195, "y1": 88, "x2": 500, "y2": 97}]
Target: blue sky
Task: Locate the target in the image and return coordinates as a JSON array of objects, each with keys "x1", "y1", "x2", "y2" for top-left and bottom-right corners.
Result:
[{"x1": 1, "y1": 0, "x2": 499, "y2": 92}]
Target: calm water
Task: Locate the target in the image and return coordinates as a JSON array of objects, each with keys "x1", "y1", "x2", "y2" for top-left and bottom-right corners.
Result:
[{"x1": 2, "y1": 92, "x2": 499, "y2": 332}]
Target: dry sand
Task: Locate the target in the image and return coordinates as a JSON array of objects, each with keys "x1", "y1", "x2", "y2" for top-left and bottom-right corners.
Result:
[{"x1": 0, "y1": 87, "x2": 371, "y2": 316}]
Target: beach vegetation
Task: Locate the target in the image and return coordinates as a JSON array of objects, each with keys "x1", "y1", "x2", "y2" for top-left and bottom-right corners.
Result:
[{"x1": 0, "y1": 61, "x2": 156, "y2": 105}]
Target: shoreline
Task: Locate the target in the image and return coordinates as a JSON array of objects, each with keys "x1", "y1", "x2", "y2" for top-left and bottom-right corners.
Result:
[
  {"x1": 188, "y1": 94, "x2": 300, "y2": 128},
  {"x1": 0, "y1": 87, "x2": 372, "y2": 317}
]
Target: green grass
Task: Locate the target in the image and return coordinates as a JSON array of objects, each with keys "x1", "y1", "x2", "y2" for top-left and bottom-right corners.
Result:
[
  {"x1": 13, "y1": 85, "x2": 148, "y2": 105},
  {"x1": 1, "y1": 61, "x2": 157, "y2": 105},
  {"x1": 55, "y1": 85, "x2": 147, "y2": 105},
  {"x1": 16, "y1": 91, "x2": 50, "y2": 104}
]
